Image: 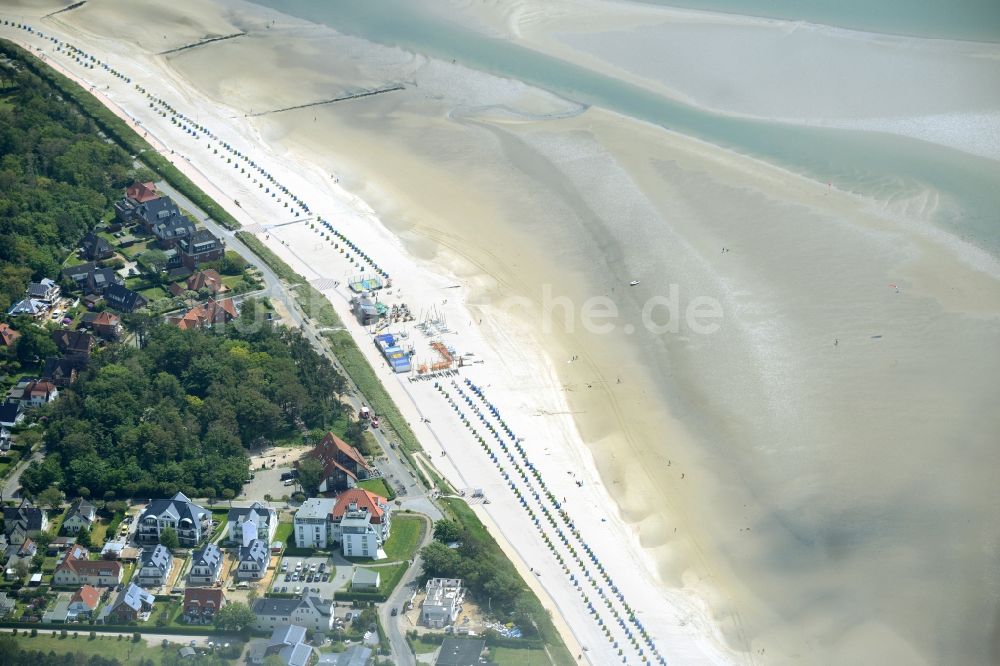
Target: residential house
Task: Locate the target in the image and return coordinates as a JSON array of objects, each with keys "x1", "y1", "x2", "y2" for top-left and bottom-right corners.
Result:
[
  {"x1": 62, "y1": 262, "x2": 123, "y2": 295},
  {"x1": 27, "y1": 278, "x2": 60, "y2": 303},
  {"x1": 317, "y1": 646, "x2": 372, "y2": 666},
  {"x1": 103, "y1": 283, "x2": 148, "y2": 313},
  {"x1": 122, "y1": 195, "x2": 192, "y2": 247},
  {"x1": 169, "y1": 269, "x2": 229, "y2": 297},
  {"x1": 3, "y1": 499, "x2": 49, "y2": 539},
  {"x1": 304, "y1": 432, "x2": 375, "y2": 494},
  {"x1": 350, "y1": 567, "x2": 380, "y2": 591},
  {"x1": 236, "y1": 537, "x2": 269, "y2": 581},
  {"x1": 434, "y1": 639, "x2": 487, "y2": 666},
  {"x1": 17, "y1": 538, "x2": 37, "y2": 558},
  {"x1": 293, "y1": 498, "x2": 336, "y2": 549},
  {"x1": 19, "y1": 379, "x2": 59, "y2": 408},
  {"x1": 422, "y1": 578, "x2": 464, "y2": 629},
  {"x1": 226, "y1": 502, "x2": 277, "y2": 545},
  {"x1": 5, "y1": 523, "x2": 28, "y2": 548},
  {"x1": 177, "y1": 228, "x2": 225, "y2": 269},
  {"x1": 252, "y1": 592, "x2": 334, "y2": 633},
  {"x1": 113, "y1": 182, "x2": 160, "y2": 223},
  {"x1": 84, "y1": 267, "x2": 124, "y2": 295},
  {"x1": 42, "y1": 592, "x2": 72, "y2": 623},
  {"x1": 80, "y1": 311, "x2": 123, "y2": 339},
  {"x1": 169, "y1": 297, "x2": 238, "y2": 330},
  {"x1": 0, "y1": 592, "x2": 16, "y2": 618},
  {"x1": 100, "y1": 539, "x2": 140, "y2": 562},
  {"x1": 99, "y1": 583, "x2": 154, "y2": 624},
  {"x1": 62, "y1": 261, "x2": 98, "y2": 284},
  {"x1": 68, "y1": 584, "x2": 102, "y2": 619},
  {"x1": 136, "y1": 492, "x2": 211, "y2": 547},
  {"x1": 0, "y1": 401, "x2": 24, "y2": 430},
  {"x1": 79, "y1": 232, "x2": 115, "y2": 261},
  {"x1": 47, "y1": 536, "x2": 77, "y2": 555},
  {"x1": 6, "y1": 297, "x2": 47, "y2": 318},
  {"x1": 188, "y1": 543, "x2": 223, "y2": 585},
  {"x1": 0, "y1": 322, "x2": 19, "y2": 348},
  {"x1": 137, "y1": 544, "x2": 173, "y2": 588},
  {"x1": 331, "y1": 489, "x2": 391, "y2": 560},
  {"x1": 127, "y1": 181, "x2": 159, "y2": 204},
  {"x1": 247, "y1": 624, "x2": 314, "y2": 666},
  {"x1": 52, "y1": 329, "x2": 95, "y2": 359},
  {"x1": 182, "y1": 587, "x2": 226, "y2": 625},
  {"x1": 62, "y1": 499, "x2": 97, "y2": 535},
  {"x1": 52, "y1": 546, "x2": 123, "y2": 587},
  {"x1": 42, "y1": 356, "x2": 83, "y2": 387}
]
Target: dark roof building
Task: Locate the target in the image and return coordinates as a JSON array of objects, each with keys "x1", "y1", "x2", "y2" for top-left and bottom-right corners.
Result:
[
  {"x1": 42, "y1": 356, "x2": 84, "y2": 387},
  {"x1": 177, "y1": 229, "x2": 225, "y2": 269},
  {"x1": 79, "y1": 232, "x2": 115, "y2": 261},
  {"x1": 52, "y1": 329, "x2": 95, "y2": 358},
  {"x1": 435, "y1": 638, "x2": 488, "y2": 666},
  {"x1": 104, "y1": 284, "x2": 148, "y2": 313}
]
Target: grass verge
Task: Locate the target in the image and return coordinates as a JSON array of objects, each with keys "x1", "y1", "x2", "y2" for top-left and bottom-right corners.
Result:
[{"x1": 439, "y1": 498, "x2": 575, "y2": 666}]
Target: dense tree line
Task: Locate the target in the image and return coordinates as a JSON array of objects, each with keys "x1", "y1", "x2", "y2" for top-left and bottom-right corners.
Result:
[
  {"x1": 422, "y1": 516, "x2": 542, "y2": 637},
  {"x1": 0, "y1": 60, "x2": 140, "y2": 312},
  {"x1": 20, "y1": 322, "x2": 347, "y2": 499}
]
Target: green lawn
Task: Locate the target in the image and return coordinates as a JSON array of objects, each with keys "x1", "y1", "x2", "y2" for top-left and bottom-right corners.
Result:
[
  {"x1": 356, "y1": 477, "x2": 392, "y2": 499},
  {"x1": 490, "y1": 646, "x2": 554, "y2": 666},
  {"x1": 410, "y1": 637, "x2": 439, "y2": 655},
  {"x1": 6, "y1": 632, "x2": 169, "y2": 664},
  {"x1": 382, "y1": 515, "x2": 424, "y2": 562},
  {"x1": 274, "y1": 521, "x2": 293, "y2": 546},
  {"x1": 139, "y1": 285, "x2": 168, "y2": 301},
  {"x1": 89, "y1": 518, "x2": 109, "y2": 547},
  {"x1": 325, "y1": 330, "x2": 427, "y2": 486}
]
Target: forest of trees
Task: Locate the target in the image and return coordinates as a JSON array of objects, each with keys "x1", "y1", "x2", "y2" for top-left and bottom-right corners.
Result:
[
  {"x1": 0, "y1": 58, "x2": 141, "y2": 312},
  {"x1": 20, "y1": 321, "x2": 348, "y2": 500}
]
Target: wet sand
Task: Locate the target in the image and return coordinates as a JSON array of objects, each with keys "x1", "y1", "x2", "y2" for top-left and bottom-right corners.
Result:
[{"x1": 7, "y1": 0, "x2": 1000, "y2": 663}]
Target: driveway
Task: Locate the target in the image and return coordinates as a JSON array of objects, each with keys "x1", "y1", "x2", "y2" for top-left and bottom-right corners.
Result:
[{"x1": 1, "y1": 449, "x2": 42, "y2": 500}]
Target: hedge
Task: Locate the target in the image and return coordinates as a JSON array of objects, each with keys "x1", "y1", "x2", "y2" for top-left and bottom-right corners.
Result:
[
  {"x1": 0, "y1": 39, "x2": 241, "y2": 231},
  {"x1": 0, "y1": 620, "x2": 239, "y2": 636}
]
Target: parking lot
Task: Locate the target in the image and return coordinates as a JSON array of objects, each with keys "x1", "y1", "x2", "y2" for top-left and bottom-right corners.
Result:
[
  {"x1": 272, "y1": 555, "x2": 349, "y2": 599},
  {"x1": 238, "y1": 445, "x2": 310, "y2": 501}
]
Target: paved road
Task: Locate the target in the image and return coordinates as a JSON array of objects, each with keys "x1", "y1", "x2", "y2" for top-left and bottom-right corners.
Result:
[
  {"x1": 156, "y1": 181, "x2": 442, "y2": 665},
  {"x1": 1, "y1": 449, "x2": 42, "y2": 501},
  {"x1": 378, "y1": 513, "x2": 434, "y2": 666}
]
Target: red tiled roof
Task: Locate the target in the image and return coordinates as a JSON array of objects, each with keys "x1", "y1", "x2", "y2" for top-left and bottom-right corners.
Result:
[
  {"x1": 126, "y1": 182, "x2": 159, "y2": 203},
  {"x1": 333, "y1": 488, "x2": 387, "y2": 524},
  {"x1": 0, "y1": 323, "x2": 18, "y2": 347},
  {"x1": 59, "y1": 548, "x2": 122, "y2": 578},
  {"x1": 170, "y1": 298, "x2": 238, "y2": 330},
  {"x1": 71, "y1": 584, "x2": 101, "y2": 610},
  {"x1": 91, "y1": 311, "x2": 120, "y2": 327},
  {"x1": 318, "y1": 432, "x2": 370, "y2": 470},
  {"x1": 188, "y1": 270, "x2": 227, "y2": 294},
  {"x1": 183, "y1": 587, "x2": 224, "y2": 607}
]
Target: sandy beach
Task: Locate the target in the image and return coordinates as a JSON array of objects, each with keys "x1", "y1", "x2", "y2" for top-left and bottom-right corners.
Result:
[{"x1": 4, "y1": 1, "x2": 1000, "y2": 664}]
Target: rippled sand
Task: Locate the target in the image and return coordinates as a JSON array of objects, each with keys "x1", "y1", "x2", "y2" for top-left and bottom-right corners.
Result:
[{"x1": 40, "y1": 0, "x2": 1000, "y2": 663}]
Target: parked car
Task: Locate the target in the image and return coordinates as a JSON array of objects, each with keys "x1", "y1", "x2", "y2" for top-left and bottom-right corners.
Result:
[
  {"x1": 391, "y1": 608, "x2": 398, "y2": 617},
  {"x1": 322, "y1": 574, "x2": 329, "y2": 582}
]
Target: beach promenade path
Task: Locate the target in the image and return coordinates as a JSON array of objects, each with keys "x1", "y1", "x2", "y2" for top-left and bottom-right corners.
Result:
[{"x1": 156, "y1": 180, "x2": 439, "y2": 665}]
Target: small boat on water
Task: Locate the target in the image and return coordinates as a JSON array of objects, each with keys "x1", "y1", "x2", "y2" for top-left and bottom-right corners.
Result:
[{"x1": 629, "y1": 280, "x2": 640, "y2": 286}]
